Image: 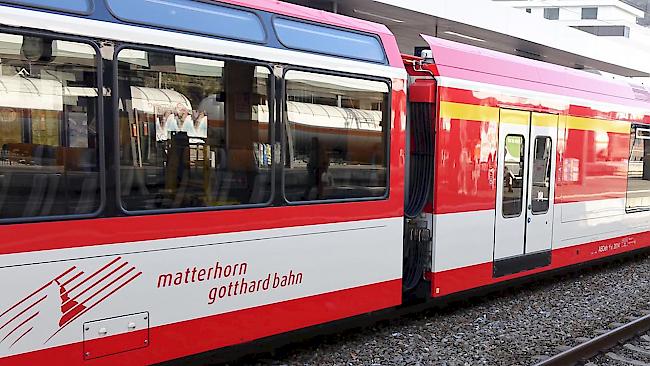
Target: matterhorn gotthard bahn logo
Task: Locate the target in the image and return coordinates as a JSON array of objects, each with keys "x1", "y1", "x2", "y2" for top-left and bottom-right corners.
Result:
[{"x1": 0, "y1": 257, "x2": 141, "y2": 349}]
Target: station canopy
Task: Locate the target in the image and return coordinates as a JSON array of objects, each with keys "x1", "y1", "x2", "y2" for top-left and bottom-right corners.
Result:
[{"x1": 286, "y1": 0, "x2": 650, "y2": 77}]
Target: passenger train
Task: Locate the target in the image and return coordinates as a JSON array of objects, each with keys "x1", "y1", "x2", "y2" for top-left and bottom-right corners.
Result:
[{"x1": 0, "y1": 0, "x2": 649, "y2": 365}]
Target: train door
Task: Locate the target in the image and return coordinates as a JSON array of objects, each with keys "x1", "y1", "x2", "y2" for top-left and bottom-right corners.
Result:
[{"x1": 493, "y1": 109, "x2": 557, "y2": 277}]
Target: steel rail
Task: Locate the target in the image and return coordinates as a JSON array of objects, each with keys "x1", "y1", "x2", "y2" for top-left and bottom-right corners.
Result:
[{"x1": 534, "y1": 312, "x2": 650, "y2": 366}]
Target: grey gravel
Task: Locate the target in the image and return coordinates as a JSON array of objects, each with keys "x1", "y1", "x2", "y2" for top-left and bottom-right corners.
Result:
[{"x1": 216, "y1": 253, "x2": 650, "y2": 366}]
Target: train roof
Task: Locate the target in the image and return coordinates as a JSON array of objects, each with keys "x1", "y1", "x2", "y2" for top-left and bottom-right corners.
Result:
[
  {"x1": 0, "y1": 0, "x2": 403, "y2": 68},
  {"x1": 422, "y1": 35, "x2": 650, "y2": 110}
]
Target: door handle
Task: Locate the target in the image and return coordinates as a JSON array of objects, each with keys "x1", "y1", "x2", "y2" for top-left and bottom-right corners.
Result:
[{"x1": 527, "y1": 217, "x2": 531, "y2": 223}]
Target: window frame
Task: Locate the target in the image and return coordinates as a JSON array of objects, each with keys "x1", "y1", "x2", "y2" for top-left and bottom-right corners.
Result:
[
  {"x1": 280, "y1": 65, "x2": 392, "y2": 206},
  {"x1": 625, "y1": 123, "x2": 650, "y2": 213},
  {"x1": 112, "y1": 43, "x2": 276, "y2": 216},
  {"x1": 502, "y1": 133, "x2": 525, "y2": 219},
  {"x1": 530, "y1": 135, "x2": 552, "y2": 216},
  {"x1": 271, "y1": 15, "x2": 388, "y2": 65},
  {"x1": 0, "y1": 26, "x2": 106, "y2": 224}
]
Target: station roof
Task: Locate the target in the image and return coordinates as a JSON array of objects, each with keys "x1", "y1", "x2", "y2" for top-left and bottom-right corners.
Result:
[{"x1": 285, "y1": 0, "x2": 650, "y2": 77}]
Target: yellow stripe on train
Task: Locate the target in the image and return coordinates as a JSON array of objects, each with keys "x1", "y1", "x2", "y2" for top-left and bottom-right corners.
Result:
[{"x1": 438, "y1": 101, "x2": 631, "y2": 133}]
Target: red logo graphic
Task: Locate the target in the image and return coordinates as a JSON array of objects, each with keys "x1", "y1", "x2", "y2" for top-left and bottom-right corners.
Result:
[{"x1": 0, "y1": 257, "x2": 142, "y2": 349}]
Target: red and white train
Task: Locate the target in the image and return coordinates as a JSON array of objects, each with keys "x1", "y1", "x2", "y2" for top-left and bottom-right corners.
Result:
[{"x1": 0, "y1": 0, "x2": 649, "y2": 364}]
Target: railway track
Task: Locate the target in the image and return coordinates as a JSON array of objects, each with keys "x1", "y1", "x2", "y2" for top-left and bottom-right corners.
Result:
[{"x1": 535, "y1": 311, "x2": 650, "y2": 366}]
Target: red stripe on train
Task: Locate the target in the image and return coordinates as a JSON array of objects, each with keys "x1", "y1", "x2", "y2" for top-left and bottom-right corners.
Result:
[
  {"x1": 429, "y1": 231, "x2": 650, "y2": 297},
  {"x1": 0, "y1": 279, "x2": 402, "y2": 366}
]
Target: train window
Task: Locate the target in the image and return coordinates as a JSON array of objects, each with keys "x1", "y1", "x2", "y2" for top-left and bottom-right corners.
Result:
[
  {"x1": 0, "y1": 0, "x2": 91, "y2": 14},
  {"x1": 273, "y1": 18, "x2": 386, "y2": 64},
  {"x1": 283, "y1": 70, "x2": 388, "y2": 202},
  {"x1": 106, "y1": 0, "x2": 266, "y2": 43},
  {"x1": 0, "y1": 33, "x2": 100, "y2": 220},
  {"x1": 531, "y1": 136, "x2": 552, "y2": 214},
  {"x1": 503, "y1": 135, "x2": 525, "y2": 217},
  {"x1": 626, "y1": 124, "x2": 650, "y2": 211},
  {"x1": 117, "y1": 49, "x2": 272, "y2": 212}
]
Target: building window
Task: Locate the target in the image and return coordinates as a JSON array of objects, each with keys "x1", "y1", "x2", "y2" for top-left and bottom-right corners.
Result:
[
  {"x1": 543, "y1": 7, "x2": 559, "y2": 20},
  {"x1": 626, "y1": 124, "x2": 650, "y2": 211},
  {"x1": 0, "y1": 33, "x2": 101, "y2": 220},
  {"x1": 283, "y1": 70, "x2": 389, "y2": 202},
  {"x1": 572, "y1": 25, "x2": 630, "y2": 37},
  {"x1": 582, "y1": 7, "x2": 598, "y2": 20},
  {"x1": 117, "y1": 49, "x2": 273, "y2": 212},
  {"x1": 525, "y1": 8, "x2": 532, "y2": 13}
]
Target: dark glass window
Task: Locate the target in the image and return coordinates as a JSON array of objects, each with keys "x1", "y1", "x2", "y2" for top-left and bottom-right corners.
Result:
[
  {"x1": 0, "y1": 0, "x2": 91, "y2": 14},
  {"x1": 543, "y1": 7, "x2": 559, "y2": 20},
  {"x1": 503, "y1": 135, "x2": 525, "y2": 217},
  {"x1": 283, "y1": 70, "x2": 389, "y2": 202},
  {"x1": 581, "y1": 7, "x2": 598, "y2": 20},
  {"x1": 531, "y1": 136, "x2": 552, "y2": 214},
  {"x1": 106, "y1": 0, "x2": 266, "y2": 43},
  {"x1": 573, "y1": 25, "x2": 630, "y2": 37},
  {"x1": 626, "y1": 124, "x2": 650, "y2": 211},
  {"x1": 0, "y1": 33, "x2": 100, "y2": 219},
  {"x1": 117, "y1": 49, "x2": 272, "y2": 211},
  {"x1": 273, "y1": 18, "x2": 386, "y2": 64}
]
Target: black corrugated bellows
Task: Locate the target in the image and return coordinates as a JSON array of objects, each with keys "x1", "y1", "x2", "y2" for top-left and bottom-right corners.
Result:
[{"x1": 404, "y1": 102, "x2": 434, "y2": 219}]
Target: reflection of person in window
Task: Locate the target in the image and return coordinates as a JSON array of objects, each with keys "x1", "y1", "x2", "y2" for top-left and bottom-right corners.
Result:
[
  {"x1": 504, "y1": 165, "x2": 514, "y2": 193},
  {"x1": 303, "y1": 137, "x2": 329, "y2": 200}
]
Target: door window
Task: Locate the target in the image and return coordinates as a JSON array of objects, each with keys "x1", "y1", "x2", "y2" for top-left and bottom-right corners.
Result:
[
  {"x1": 531, "y1": 136, "x2": 552, "y2": 214},
  {"x1": 502, "y1": 134, "x2": 525, "y2": 217}
]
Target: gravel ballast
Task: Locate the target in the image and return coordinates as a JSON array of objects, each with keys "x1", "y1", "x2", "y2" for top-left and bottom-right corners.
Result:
[{"x1": 217, "y1": 253, "x2": 650, "y2": 366}]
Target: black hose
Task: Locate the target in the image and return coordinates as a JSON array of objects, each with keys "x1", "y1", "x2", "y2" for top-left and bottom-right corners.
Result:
[
  {"x1": 402, "y1": 229, "x2": 427, "y2": 291},
  {"x1": 404, "y1": 102, "x2": 434, "y2": 219}
]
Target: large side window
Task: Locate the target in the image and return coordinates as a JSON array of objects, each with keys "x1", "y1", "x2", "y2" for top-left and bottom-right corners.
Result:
[
  {"x1": 626, "y1": 124, "x2": 650, "y2": 211},
  {"x1": 0, "y1": 33, "x2": 100, "y2": 220},
  {"x1": 117, "y1": 49, "x2": 272, "y2": 211},
  {"x1": 283, "y1": 70, "x2": 389, "y2": 202}
]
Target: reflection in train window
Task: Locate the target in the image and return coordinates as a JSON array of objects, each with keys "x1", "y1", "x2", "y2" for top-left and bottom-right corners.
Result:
[
  {"x1": 531, "y1": 136, "x2": 551, "y2": 214},
  {"x1": 626, "y1": 124, "x2": 650, "y2": 211},
  {"x1": 117, "y1": 49, "x2": 272, "y2": 211},
  {"x1": 0, "y1": 33, "x2": 100, "y2": 219},
  {"x1": 503, "y1": 134, "x2": 525, "y2": 217},
  {"x1": 283, "y1": 70, "x2": 388, "y2": 202}
]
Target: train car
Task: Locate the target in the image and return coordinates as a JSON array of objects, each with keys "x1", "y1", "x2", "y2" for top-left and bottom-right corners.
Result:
[
  {"x1": 402, "y1": 36, "x2": 650, "y2": 298},
  {"x1": 0, "y1": 1, "x2": 406, "y2": 364},
  {"x1": 1, "y1": 0, "x2": 650, "y2": 365}
]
